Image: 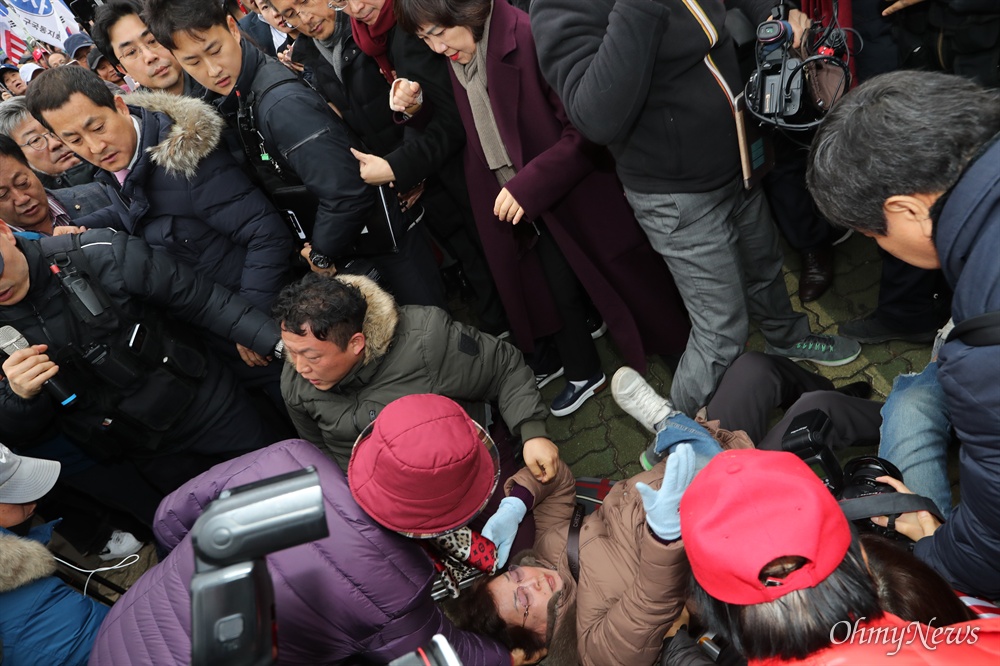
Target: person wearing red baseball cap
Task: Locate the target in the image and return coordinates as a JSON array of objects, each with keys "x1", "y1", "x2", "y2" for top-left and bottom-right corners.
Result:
[{"x1": 681, "y1": 449, "x2": 1000, "y2": 665}]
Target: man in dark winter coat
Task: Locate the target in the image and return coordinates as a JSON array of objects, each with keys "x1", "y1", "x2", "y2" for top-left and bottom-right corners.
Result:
[
  {"x1": 281, "y1": 6, "x2": 507, "y2": 333},
  {"x1": 808, "y1": 70, "x2": 1000, "y2": 600},
  {"x1": 144, "y1": 0, "x2": 447, "y2": 309},
  {"x1": 529, "y1": 0, "x2": 860, "y2": 416},
  {"x1": 25, "y1": 65, "x2": 293, "y2": 319},
  {"x1": 0, "y1": 225, "x2": 285, "y2": 495},
  {"x1": 88, "y1": 438, "x2": 513, "y2": 666}
]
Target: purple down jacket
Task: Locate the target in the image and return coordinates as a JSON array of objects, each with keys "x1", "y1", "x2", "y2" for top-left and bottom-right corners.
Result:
[{"x1": 88, "y1": 439, "x2": 509, "y2": 665}]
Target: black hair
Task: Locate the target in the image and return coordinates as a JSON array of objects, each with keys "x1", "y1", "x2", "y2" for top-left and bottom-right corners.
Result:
[
  {"x1": 25, "y1": 65, "x2": 116, "y2": 132},
  {"x1": 272, "y1": 274, "x2": 367, "y2": 350},
  {"x1": 808, "y1": 70, "x2": 1000, "y2": 235},
  {"x1": 861, "y1": 534, "x2": 976, "y2": 626},
  {"x1": 440, "y1": 577, "x2": 549, "y2": 655},
  {"x1": 691, "y1": 535, "x2": 883, "y2": 661},
  {"x1": 395, "y1": 0, "x2": 492, "y2": 41},
  {"x1": 91, "y1": 0, "x2": 145, "y2": 68},
  {"x1": 143, "y1": 0, "x2": 231, "y2": 51},
  {"x1": 0, "y1": 134, "x2": 30, "y2": 168}
]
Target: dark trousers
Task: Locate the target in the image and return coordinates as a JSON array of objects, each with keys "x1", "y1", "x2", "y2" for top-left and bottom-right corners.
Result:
[
  {"x1": 876, "y1": 251, "x2": 947, "y2": 330},
  {"x1": 706, "y1": 352, "x2": 883, "y2": 451},
  {"x1": 372, "y1": 224, "x2": 448, "y2": 309},
  {"x1": 534, "y1": 224, "x2": 600, "y2": 381},
  {"x1": 763, "y1": 133, "x2": 834, "y2": 253}
]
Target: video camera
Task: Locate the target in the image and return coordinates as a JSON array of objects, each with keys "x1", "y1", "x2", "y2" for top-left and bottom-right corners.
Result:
[
  {"x1": 189, "y1": 467, "x2": 329, "y2": 666},
  {"x1": 781, "y1": 410, "x2": 945, "y2": 540},
  {"x1": 745, "y1": 2, "x2": 852, "y2": 130}
]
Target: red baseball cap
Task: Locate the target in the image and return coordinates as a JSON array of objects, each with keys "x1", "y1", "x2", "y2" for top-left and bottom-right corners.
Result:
[
  {"x1": 680, "y1": 449, "x2": 851, "y2": 605},
  {"x1": 348, "y1": 394, "x2": 500, "y2": 538}
]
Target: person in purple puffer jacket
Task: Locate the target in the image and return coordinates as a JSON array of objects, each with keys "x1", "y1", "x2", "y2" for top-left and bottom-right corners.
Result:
[{"x1": 88, "y1": 438, "x2": 510, "y2": 665}]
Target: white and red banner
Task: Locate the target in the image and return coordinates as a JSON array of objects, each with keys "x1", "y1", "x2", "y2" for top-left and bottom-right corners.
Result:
[
  {"x1": 0, "y1": 5, "x2": 29, "y2": 62},
  {"x1": 1, "y1": 0, "x2": 77, "y2": 49}
]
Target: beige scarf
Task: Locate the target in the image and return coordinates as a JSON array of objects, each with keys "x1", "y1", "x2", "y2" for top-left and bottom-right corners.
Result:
[{"x1": 450, "y1": 5, "x2": 517, "y2": 187}]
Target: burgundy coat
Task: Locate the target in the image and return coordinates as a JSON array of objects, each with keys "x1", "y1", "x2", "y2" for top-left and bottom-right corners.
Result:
[{"x1": 448, "y1": 0, "x2": 689, "y2": 370}]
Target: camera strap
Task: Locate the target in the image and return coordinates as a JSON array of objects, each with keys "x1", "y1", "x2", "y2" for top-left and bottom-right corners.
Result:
[
  {"x1": 839, "y1": 493, "x2": 945, "y2": 525},
  {"x1": 946, "y1": 311, "x2": 1000, "y2": 347}
]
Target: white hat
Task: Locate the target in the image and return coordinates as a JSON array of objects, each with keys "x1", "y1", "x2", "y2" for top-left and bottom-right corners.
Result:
[
  {"x1": 19, "y1": 63, "x2": 43, "y2": 84},
  {"x1": 0, "y1": 443, "x2": 60, "y2": 504}
]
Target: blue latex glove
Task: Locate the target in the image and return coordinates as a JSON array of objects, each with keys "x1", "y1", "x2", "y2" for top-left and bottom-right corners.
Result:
[
  {"x1": 481, "y1": 496, "x2": 528, "y2": 568},
  {"x1": 636, "y1": 443, "x2": 697, "y2": 541}
]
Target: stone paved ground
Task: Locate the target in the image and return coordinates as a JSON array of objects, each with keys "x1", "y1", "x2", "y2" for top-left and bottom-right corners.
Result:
[{"x1": 540, "y1": 232, "x2": 934, "y2": 480}]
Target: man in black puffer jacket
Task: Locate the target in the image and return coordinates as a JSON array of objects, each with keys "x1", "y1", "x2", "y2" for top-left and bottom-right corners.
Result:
[
  {"x1": 25, "y1": 66, "x2": 293, "y2": 319},
  {"x1": 0, "y1": 225, "x2": 284, "y2": 496},
  {"x1": 144, "y1": 0, "x2": 447, "y2": 310}
]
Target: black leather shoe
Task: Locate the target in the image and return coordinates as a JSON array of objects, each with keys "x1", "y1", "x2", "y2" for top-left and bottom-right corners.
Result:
[
  {"x1": 799, "y1": 247, "x2": 834, "y2": 303},
  {"x1": 839, "y1": 313, "x2": 938, "y2": 344}
]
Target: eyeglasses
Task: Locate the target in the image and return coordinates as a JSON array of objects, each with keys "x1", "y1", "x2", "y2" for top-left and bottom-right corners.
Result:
[
  {"x1": 19, "y1": 132, "x2": 55, "y2": 152},
  {"x1": 117, "y1": 34, "x2": 162, "y2": 64}
]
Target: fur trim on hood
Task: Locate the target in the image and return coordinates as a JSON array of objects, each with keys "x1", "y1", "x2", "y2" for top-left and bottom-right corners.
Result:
[
  {"x1": 337, "y1": 274, "x2": 399, "y2": 366},
  {"x1": 127, "y1": 91, "x2": 225, "y2": 180},
  {"x1": 0, "y1": 532, "x2": 56, "y2": 593}
]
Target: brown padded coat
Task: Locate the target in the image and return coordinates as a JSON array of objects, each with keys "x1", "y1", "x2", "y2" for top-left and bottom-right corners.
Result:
[
  {"x1": 505, "y1": 419, "x2": 751, "y2": 665},
  {"x1": 506, "y1": 461, "x2": 688, "y2": 666}
]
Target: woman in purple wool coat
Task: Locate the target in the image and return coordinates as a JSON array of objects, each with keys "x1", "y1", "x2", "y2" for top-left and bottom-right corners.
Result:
[{"x1": 392, "y1": 0, "x2": 689, "y2": 417}]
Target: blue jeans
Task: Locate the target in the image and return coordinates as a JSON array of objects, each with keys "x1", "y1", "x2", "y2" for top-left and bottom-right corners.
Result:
[
  {"x1": 878, "y1": 362, "x2": 954, "y2": 519},
  {"x1": 652, "y1": 413, "x2": 724, "y2": 473}
]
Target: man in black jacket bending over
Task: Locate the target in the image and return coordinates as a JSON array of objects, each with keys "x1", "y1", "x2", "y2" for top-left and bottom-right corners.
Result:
[
  {"x1": 0, "y1": 225, "x2": 285, "y2": 495},
  {"x1": 143, "y1": 0, "x2": 446, "y2": 309}
]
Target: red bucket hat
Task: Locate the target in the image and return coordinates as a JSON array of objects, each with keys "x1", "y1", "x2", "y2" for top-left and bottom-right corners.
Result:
[
  {"x1": 680, "y1": 449, "x2": 851, "y2": 605},
  {"x1": 348, "y1": 394, "x2": 500, "y2": 538}
]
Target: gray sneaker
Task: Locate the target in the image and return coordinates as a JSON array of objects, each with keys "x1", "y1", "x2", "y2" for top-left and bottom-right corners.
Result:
[
  {"x1": 611, "y1": 367, "x2": 673, "y2": 433},
  {"x1": 765, "y1": 333, "x2": 861, "y2": 366},
  {"x1": 639, "y1": 440, "x2": 667, "y2": 471}
]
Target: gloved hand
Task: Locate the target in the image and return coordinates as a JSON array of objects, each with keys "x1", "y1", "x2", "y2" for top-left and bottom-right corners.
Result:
[
  {"x1": 482, "y1": 496, "x2": 528, "y2": 568},
  {"x1": 636, "y1": 443, "x2": 697, "y2": 541}
]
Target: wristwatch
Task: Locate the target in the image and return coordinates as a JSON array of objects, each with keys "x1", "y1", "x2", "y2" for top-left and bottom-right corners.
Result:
[
  {"x1": 273, "y1": 339, "x2": 285, "y2": 360},
  {"x1": 309, "y1": 249, "x2": 334, "y2": 270}
]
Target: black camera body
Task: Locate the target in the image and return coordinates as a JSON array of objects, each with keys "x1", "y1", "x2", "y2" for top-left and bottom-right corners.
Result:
[{"x1": 781, "y1": 410, "x2": 943, "y2": 541}]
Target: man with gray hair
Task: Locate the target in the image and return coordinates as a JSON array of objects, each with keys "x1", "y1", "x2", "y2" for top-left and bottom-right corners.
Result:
[
  {"x1": 0, "y1": 97, "x2": 98, "y2": 190},
  {"x1": 807, "y1": 70, "x2": 1000, "y2": 600}
]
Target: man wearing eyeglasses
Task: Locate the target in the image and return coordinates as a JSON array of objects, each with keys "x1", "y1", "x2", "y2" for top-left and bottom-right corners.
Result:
[
  {"x1": 0, "y1": 97, "x2": 99, "y2": 190},
  {"x1": 0, "y1": 136, "x2": 109, "y2": 236},
  {"x1": 90, "y1": 0, "x2": 205, "y2": 100}
]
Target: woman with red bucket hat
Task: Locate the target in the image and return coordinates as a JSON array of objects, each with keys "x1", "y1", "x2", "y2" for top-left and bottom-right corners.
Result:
[
  {"x1": 350, "y1": 393, "x2": 705, "y2": 666},
  {"x1": 681, "y1": 449, "x2": 1000, "y2": 665}
]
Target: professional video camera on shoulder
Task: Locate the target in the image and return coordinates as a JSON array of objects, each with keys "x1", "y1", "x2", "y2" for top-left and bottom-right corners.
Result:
[{"x1": 745, "y1": 1, "x2": 853, "y2": 130}]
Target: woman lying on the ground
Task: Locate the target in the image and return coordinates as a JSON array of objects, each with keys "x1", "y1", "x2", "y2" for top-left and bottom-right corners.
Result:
[{"x1": 351, "y1": 394, "x2": 748, "y2": 666}]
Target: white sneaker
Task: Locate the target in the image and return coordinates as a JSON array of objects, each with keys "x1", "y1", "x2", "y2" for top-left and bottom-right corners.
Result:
[
  {"x1": 611, "y1": 367, "x2": 674, "y2": 433},
  {"x1": 99, "y1": 530, "x2": 143, "y2": 561}
]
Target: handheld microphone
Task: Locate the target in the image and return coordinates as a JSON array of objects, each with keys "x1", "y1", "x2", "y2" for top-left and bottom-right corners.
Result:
[{"x1": 0, "y1": 325, "x2": 79, "y2": 406}]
